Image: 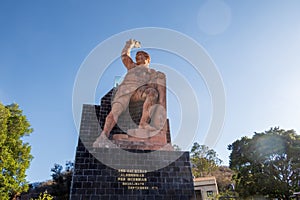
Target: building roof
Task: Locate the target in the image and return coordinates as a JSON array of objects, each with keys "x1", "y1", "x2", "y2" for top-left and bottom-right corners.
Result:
[{"x1": 194, "y1": 176, "x2": 216, "y2": 182}]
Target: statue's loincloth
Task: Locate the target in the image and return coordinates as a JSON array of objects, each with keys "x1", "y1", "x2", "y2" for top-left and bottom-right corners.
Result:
[{"x1": 112, "y1": 66, "x2": 158, "y2": 110}]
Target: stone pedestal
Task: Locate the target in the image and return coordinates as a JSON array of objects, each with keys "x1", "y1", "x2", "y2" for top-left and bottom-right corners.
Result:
[
  {"x1": 69, "y1": 90, "x2": 195, "y2": 199},
  {"x1": 70, "y1": 139, "x2": 195, "y2": 200}
]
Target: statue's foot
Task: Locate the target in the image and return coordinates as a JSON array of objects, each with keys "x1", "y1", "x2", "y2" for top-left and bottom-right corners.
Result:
[
  {"x1": 139, "y1": 124, "x2": 157, "y2": 132},
  {"x1": 92, "y1": 134, "x2": 109, "y2": 148}
]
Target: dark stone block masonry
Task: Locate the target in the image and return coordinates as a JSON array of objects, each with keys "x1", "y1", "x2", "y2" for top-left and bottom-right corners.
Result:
[{"x1": 70, "y1": 139, "x2": 195, "y2": 200}]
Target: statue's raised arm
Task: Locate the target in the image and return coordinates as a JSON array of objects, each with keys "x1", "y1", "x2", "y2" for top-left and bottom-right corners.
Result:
[{"x1": 121, "y1": 39, "x2": 141, "y2": 70}]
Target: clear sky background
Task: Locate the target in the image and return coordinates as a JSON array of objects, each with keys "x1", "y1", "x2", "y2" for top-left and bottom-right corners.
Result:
[{"x1": 1, "y1": 0, "x2": 300, "y2": 183}]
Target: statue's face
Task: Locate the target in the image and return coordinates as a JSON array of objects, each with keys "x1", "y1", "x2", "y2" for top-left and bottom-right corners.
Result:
[{"x1": 136, "y1": 52, "x2": 150, "y2": 66}]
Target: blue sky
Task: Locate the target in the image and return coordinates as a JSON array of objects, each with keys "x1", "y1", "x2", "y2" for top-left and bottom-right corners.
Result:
[{"x1": 1, "y1": 1, "x2": 300, "y2": 183}]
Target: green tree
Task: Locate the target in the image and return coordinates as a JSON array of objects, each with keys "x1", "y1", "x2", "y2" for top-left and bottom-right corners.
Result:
[
  {"x1": 50, "y1": 161, "x2": 74, "y2": 200},
  {"x1": 190, "y1": 142, "x2": 222, "y2": 177},
  {"x1": 0, "y1": 103, "x2": 33, "y2": 199},
  {"x1": 211, "y1": 166, "x2": 235, "y2": 195},
  {"x1": 228, "y1": 127, "x2": 300, "y2": 199},
  {"x1": 30, "y1": 191, "x2": 53, "y2": 200}
]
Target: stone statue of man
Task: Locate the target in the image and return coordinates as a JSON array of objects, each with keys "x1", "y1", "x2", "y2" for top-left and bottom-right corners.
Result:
[{"x1": 93, "y1": 39, "x2": 166, "y2": 147}]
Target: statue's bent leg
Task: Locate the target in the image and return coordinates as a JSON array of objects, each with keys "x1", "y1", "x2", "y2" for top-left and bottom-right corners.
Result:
[
  {"x1": 139, "y1": 88, "x2": 158, "y2": 129},
  {"x1": 102, "y1": 103, "x2": 124, "y2": 137},
  {"x1": 93, "y1": 103, "x2": 124, "y2": 147}
]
